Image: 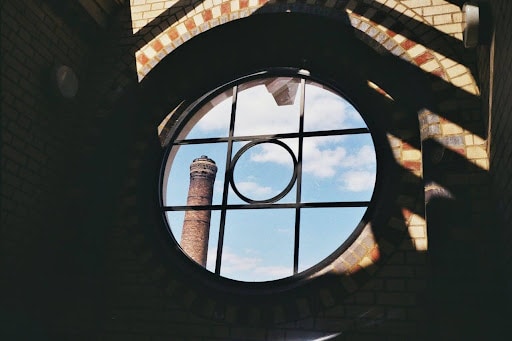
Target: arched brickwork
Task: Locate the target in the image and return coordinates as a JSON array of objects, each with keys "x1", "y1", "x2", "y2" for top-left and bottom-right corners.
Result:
[
  {"x1": 148, "y1": 0, "x2": 488, "y2": 264},
  {"x1": 2, "y1": 0, "x2": 505, "y2": 339},
  {"x1": 135, "y1": 0, "x2": 487, "y2": 173},
  {"x1": 102, "y1": 0, "x2": 492, "y2": 337}
]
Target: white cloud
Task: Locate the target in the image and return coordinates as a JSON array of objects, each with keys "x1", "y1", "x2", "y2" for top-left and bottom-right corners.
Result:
[
  {"x1": 250, "y1": 143, "x2": 295, "y2": 165},
  {"x1": 221, "y1": 250, "x2": 262, "y2": 273},
  {"x1": 337, "y1": 145, "x2": 376, "y2": 192},
  {"x1": 194, "y1": 79, "x2": 366, "y2": 136},
  {"x1": 236, "y1": 181, "x2": 273, "y2": 198},
  {"x1": 234, "y1": 85, "x2": 300, "y2": 136},
  {"x1": 339, "y1": 170, "x2": 376, "y2": 192},
  {"x1": 190, "y1": 80, "x2": 377, "y2": 194},
  {"x1": 302, "y1": 142, "x2": 346, "y2": 178},
  {"x1": 304, "y1": 87, "x2": 364, "y2": 130},
  {"x1": 340, "y1": 145, "x2": 376, "y2": 168},
  {"x1": 246, "y1": 140, "x2": 376, "y2": 192},
  {"x1": 196, "y1": 94, "x2": 232, "y2": 132},
  {"x1": 253, "y1": 265, "x2": 291, "y2": 278},
  {"x1": 206, "y1": 248, "x2": 292, "y2": 281}
]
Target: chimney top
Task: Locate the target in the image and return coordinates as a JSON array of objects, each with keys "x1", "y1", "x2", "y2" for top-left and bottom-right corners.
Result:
[{"x1": 193, "y1": 155, "x2": 216, "y2": 164}]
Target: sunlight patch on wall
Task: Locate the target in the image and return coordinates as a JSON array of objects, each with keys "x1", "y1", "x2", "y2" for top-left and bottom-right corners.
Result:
[
  {"x1": 367, "y1": 80, "x2": 394, "y2": 101},
  {"x1": 370, "y1": 0, "x2": 464, "y2": 41},
  {"x1": 387, "y1": 133, "x2": 422, "y2": 178},
  {"x1": 408, "y1": 213, "x2": 427, "y2": 251},
  {"x1": 130, "y1": 0, "x2": 180, "y2": 34}
]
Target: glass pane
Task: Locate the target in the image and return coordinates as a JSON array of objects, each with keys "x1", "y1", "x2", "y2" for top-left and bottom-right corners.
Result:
[
  {"x1": 165, "y1": 210, "x2": 220, "y2": 271},
  {"x1": 301, "y1": 134, "x2": 376, "y2": 202},
  {"x1": 163, "y1": 143, "x2": 227, "y2": 206},
  {"x1": 229, "y1": 139, "x2": 297, "y2": 204},
  {"x1": 298, "y1": 207, "x2": 366, "y2": 272},
  {"x1": 304, "y1": 81, "x2": 367, "y2": 131},
  {"x1": 165, "y1": 210, "x2": 185, "y2": 243},
  {"x1": 183, "y1": 88, "x2": 233, "y2": 139},
  {"x1": 161, "y1": 75, "x2": 378, "y2": 282},
  {"x1": 234, "y1": 77, "x2": 300, "y2": 136},
  {"x1": 220, "y1": 209, "x2": 295, "y2": 281}
]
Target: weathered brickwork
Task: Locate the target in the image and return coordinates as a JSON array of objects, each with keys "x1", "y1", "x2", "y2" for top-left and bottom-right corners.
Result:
[{"x1": 181, "y1": 156, "x2": 217, "y2": 266}]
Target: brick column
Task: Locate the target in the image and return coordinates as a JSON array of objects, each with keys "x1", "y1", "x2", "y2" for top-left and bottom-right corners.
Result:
[{"x1": 181, "y1": 155, "x2": 217, "y2": 266}]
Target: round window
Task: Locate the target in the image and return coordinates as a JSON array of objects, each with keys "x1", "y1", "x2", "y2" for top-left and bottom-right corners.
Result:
[{"x1": 160, "y1": 70, "x2": 377, "y2": 282}]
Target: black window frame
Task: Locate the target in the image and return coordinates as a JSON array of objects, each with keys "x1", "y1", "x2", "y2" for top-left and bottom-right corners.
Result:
[{"x1": 159, "y1": 68, "x2": 379, "y2": 283}]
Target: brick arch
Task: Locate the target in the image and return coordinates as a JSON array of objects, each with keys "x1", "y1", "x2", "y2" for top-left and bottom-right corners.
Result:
[
  {"x1": 112, "y1": 0, "x2": 491, "y2": 327},
  {"x1": 123, "y1": 12, "x2": 424, "y2": 319},
  {"x1": 136, "y1": 0, "x2": 487, "y2": 166}
]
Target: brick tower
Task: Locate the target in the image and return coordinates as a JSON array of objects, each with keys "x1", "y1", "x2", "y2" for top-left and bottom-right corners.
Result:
[{"x1": 181, "y1": 155, "x2": 217, "y2": 266}]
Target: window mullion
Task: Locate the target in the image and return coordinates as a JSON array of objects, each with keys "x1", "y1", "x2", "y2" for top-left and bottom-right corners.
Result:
[
  {"x1": 215, "y1": 85, "x2": 238, "y2": 275},
  {"x1": 293, "y1": 78, "x2": 306, "y2": 274}
]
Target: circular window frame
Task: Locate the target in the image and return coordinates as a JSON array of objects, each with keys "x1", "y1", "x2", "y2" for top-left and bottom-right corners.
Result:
[{"x1": 158, "y1": 67, "x2": 384, "y2": 292}]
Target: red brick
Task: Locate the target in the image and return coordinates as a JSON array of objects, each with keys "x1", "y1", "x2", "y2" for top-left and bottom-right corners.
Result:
[
  {"x1": 402, "y1": 142, "x2": 414, "y2": 150},
  {"x1": 152, "y1": 40, "x2": 163, "y2": 52},
  {"x1": 137, "y1": 53, "x2": 149, "y2": 65},
  {"x1": 167, "y1": 28, "x2": 179, "y2": 41},
  {"x1": 403, "y1": 161, "x2": 421, "y2": 171},
  {"x1": 202, "y1": 9, "x2": 213, "y2": 22},
  {"x1": 370, "y1": 246, "x2": 380, "y2": 262},
  {"x1": 401, "y1": 208, "x2": 412, "y2": 221},
  {"x1": 431, "y1": 67, "x2": 446, "y2": 78},
  {"x1": 387, "y1": 29, "x2": 397, "y2": 37},
  {"x1": 453, "y1": 148, "x2": 466, "y2": 155},
  {"x1": 414, "y1": 51, "x2": 434, "y2": 65},
  {"x1": 400, "y1": 39, "x2": 416, "y2": 50},
  {"x1": 184, "y1": 18, "x2": 196, "y2": 30},
  {"x1": 221, "y1": 3, "x2": 230, "y2": 14},
  {"x1": 350, "y1": 264, "x2": 363, "y2": 274}
]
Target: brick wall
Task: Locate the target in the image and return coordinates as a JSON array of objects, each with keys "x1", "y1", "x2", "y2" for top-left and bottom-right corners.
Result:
[
  {"x1": 1, "y1": 0, "x2": 506, "y2": 339},
  {"x1": 482, "y1": 0, "x2": 512, "y2": 312},
  {"x1": 0, "y1": 0, "x2": 108, "y2": 337}
]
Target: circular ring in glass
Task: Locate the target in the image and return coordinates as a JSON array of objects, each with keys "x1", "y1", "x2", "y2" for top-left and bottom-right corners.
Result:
[{"x1": 229, "y1": 139, "x2": 298, "y2": 204}]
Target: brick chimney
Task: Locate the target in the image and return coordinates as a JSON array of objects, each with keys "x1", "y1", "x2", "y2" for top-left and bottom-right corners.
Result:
[{"x1": 181, "y1": 155, "x2": 217, "y2": 266}]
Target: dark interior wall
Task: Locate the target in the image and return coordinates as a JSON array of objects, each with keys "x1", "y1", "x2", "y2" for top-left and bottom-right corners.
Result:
[
  {"x1": 482, "y1": 0, "x2": 512, "y2": 311},
  {"x1": 0, "y1": 0, "x2": 102, "y2": 337},
  {"x1": 0, "y1": 0, "x2": 508, "y2": 339}
]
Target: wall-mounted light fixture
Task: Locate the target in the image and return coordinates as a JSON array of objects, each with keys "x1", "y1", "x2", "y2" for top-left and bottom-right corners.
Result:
[
  {"x1": 463, "y1": 3, "x2": 480, "y2": 48},
  {"x1": 463, "y1": 2, "x2": 492, "y2": 48},
  {"x1": 51, "y1": 64, "x2": 79, "y2": 99}
]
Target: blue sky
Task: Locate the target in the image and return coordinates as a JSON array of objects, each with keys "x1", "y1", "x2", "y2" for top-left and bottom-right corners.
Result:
[{"x1": 162, "y1": 78, "x2": 376, "y2": 282}]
